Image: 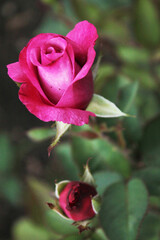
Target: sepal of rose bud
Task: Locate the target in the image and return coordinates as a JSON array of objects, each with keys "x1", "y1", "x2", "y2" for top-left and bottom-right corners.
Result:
[
  {"x1": 55, "y1": 180, "x2": 70, "y2": 198},
  {"x1": 47, "y1": 199, "x2": 70, "y2": 221},
  {"x1": 91, "y1": 194, "x2": 101, "y2": 214},
  {"x1": 48, "y1": 122, "x2": 71, "y2": 156},
  {"x1": 81, "y1": 162, "x2": 95, "y2": 186}
]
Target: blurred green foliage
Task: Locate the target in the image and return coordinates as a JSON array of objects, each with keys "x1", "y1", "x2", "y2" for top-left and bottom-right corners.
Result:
[{"x1": 2, "y1": 0, "x2": 160, "y2": 239}]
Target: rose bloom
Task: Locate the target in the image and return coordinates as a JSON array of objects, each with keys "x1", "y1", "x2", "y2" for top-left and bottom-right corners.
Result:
[
  {"x1": 59, "y1": 181, "x2": 97, "y2": 221},
  {"x1": 7, "y1": 21, "x2": 98, "y2": 126}
]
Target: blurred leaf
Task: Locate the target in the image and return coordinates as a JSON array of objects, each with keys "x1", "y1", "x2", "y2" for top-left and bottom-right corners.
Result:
[
  {"x1": 149, "y1": 196, "x2": 160, "y2": 209},
  {"x1": 119, "y1": 81, "x2": 139, "y2": 113},
  {"x1": 41, "y1": 0, "x2": 57, "y2": 5},
  {"x1": 137, "y1": 212, "x2": 160, "y2": 240},
  {"x1": 46, "y1": 210, "x2": 78, "y2": 235},
  {"x1": 99, "y1": 74, "x2": 130, "y2": 103},
  {"x1": 92, "y1": 54, "x2": 102, "y2": 81},
  {"x1": 94, "y1": 64, "x2": 115, "y2": 93},
  {"x1": 35, "y1": 15, "x2": 70, "y2": 35},
  {"x1": 117, "y1": 46, "x2": 150, "y2": 65},
  {"x1": 140, "y1": 115, "x2": 160, "y2": 167},
  {"x1": 93, "y1": 170, "x2": 123, "y2": 195},
  {"x1": 79, "y1": 0, "x2": 132, "y2": 10},
  {"x1": 122, "y1": 105, "x2": 142, "y2": 144},
  {"x1": 54, "y1": 143, "x2": 79, "y2": 180},
  {"x1": 62, "y1": 235, "x2": 84, "y2": 240},
  {"x1": 133, "y1": 167, "x2": 160, "y2": 196},
  {"x1": 72, "y1": 126, "x2": 131, "y2": 178},
  {"x1": 92, "y1": 228, "x2": 108, "y2": 240},
  {"x1": 0, "y1": 134, "x2": 14, "y2": 172},
  {"x1": 100, "y1": 19, "x2": 131, "y2": 43},
  {"x1": 26, "y1": 178, "x2": 53, "y2": 224},
  {"x1": 2, "y1": 176, "x2": 22, "y2": 205},
  {"x1": 27, "y1": 127, "x2": 56, "y2": 142},
  {"x1": 12, "y1": 218, "x2": 57, "y2": 240},
  {"x1": 122, "y1": 66, "x2": 156, "y2": 89},
  {"x1": 117, "y1": 81, "x2": 142, "y2": 143},
  {"x1": 87, "y1": 94, "x2": 127, "y2": 118},
  {"x1": 138, "y1": 89, "x2": 159, "y2": 121},
  {"x1": 133, "y1": 0, "x2": 160, "y2": 48},
  {"x1": 71, "y1": 0, "x2": 101, "y2": 24},
  {"x1": 99, "y1": 179, "x2": 148, "y2": 240}
]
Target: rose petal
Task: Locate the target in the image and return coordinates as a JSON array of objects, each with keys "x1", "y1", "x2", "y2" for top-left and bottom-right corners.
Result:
[
  {"x1": 30, "y1": 37, "x2": 67, "y2": 66},
  {"x1": 7, "y1": 62, "x2": 28, "y2": 83},
  {"x1": 19, "y1": 83, "x2": 95, "y2": 126},
  {"x1": 56, "y1": 46, "x2": 95, "y2": 108},
  {"x1": 38, "y1": 52, "x2": 73, "y2": 104},
  {"x1": 19, "y1": 44, "x2": 51, "y2": 104},
  {"x1": 59, "y1": 181, "x2": 97, "y2": 221},
  {"x1": 56, "y1": 69, "x2": 93, "y2": 109},
  {"x1": 66, "y1": 20, "x2": 98, "y2": 55}
]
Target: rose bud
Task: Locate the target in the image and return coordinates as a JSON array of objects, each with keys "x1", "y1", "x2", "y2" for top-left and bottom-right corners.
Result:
[
  {"x1": 59, "y1": 181, "x2": 97, "y2": 221},
  {"x1": 7, "y1": 21, "x2": 98, "y2": 126}
]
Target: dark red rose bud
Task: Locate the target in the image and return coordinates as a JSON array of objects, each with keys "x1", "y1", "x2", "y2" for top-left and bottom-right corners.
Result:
[{"x1": 59, "y1": 181, "x2": 97, "y2": 221}]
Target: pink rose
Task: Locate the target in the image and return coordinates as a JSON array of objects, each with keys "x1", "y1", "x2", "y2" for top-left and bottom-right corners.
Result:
[
  {"x1": 7, "y1": 21, "x2": 98, "y2": 126},
  {"x1": 59, "y1": 181, "x2": 97, "y2": 221}
]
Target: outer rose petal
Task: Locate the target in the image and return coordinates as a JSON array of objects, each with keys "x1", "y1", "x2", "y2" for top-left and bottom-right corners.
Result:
[
  {"x1": 66, "y1": 21, "x2": 98, "y2": 55},
  {"x1": 7, "y1": 62, "x2": 28, "y2": 83},
  {"x1": 57, "y1": 47, "x2": 96, "y2": 108},
  {"x1": 59, "y1": 181, "x2": 96, "y2": 221},
  {"x1": 19, "y1": 83, "x2": 95, "y2": 126},
  {"x1": 57, "y1": 70, "x2": 93, "y2": 109},
  {"x1": 19, "y1": 46, "x2": 51, "y2": 104}
]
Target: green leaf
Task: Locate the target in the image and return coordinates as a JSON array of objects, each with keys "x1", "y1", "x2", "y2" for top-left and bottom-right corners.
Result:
[
  {"x1": 54, "y1": 143, "x2": 79, "y2": 180},
  {"x1": 62, "y1": 235, "x2": 83, "y2": 240},
  {"x1": 36, "y1": 15, "x2": 70, "y2": 35},
  {"x1": 94, "y1": 64, "x2": 115, "y2": 93},
  {"x1": 99, "y1": 179, "x2": 148, "y2": 240},
  {"x1": 140, "y1": 115, "x2": 160, "y2": 166},
  {"x1": 72, "y1": 126, "x2": 131, "y2": 178},
  {"x1": 133, "y1": 167, "x2": 160, "y2": 196},
  {"x1": 100, "y1": 18, "x2": 131, "y2": 43},
  {"x1": 119, "y1": 81, "x2": 139, "y2": 113},
  {"x1": 137, "y1": 212, "x2": 160, "y2": 240},
  {"x1": 117, "y1": 46, "x2": 150, "y2": 65},
  {"x1": 12, "y1": 218, "x2": 57, "y2": 240},
  {"x1": 87, "y1": 94, "x2": 127, "y2": 118},
  {"x1": 27, "y1": 127, "x2": 56, "y2": 142},
  {"x1": 26, "y1": 178, "x2": 53, "y2": 224},
  {"x1": 46, "y1": 210, "x2": 78, "y2": 235},
  {"x1": 92, "y1": 228, "x2": 109, "y2": 240},
  {"x1": 1, "y1": 176, "x2": 22, "y2": 205},
  {"x1": 93, "y1": 170, "x2": 123, "y2": 195},
  {"x1": 71, "y1": 0, "x2": 101, "y2": 24},
  {"x1": 0, "y1": 134, "x2": 14, "y2": 172},
  {"x1": 133, "y1": 0, "x2": 160, "y2": 47},
  {"x1": 48, "y1": 121, "x2": 70, "y2": 156},
  {"x1": 122, "y1": 66, "x2": 156, "y2": 89}
]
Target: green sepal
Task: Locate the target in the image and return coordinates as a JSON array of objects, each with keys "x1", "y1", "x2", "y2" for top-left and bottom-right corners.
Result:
[
  {"x1": 81, "y1": 163, "x2": 95, "y2": 186},
  {"x1": 91, "y1": 195, "x2": 101, "y2": 214},
  {"x1": 73, "y1": 220, "x2": 92, "y2": 233},
  {"x1": 48, "y1": 121, "x2": 71, "y2": 156},
  {"x1": 87, "y1": 94, "x2": 127, "y2": 118},
  {"x1": 47, "y1": 200, "x2": 71, "y2": 221},
  {"x1": 55, "y1": 180, "x2": 70, "y2": 198}
]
